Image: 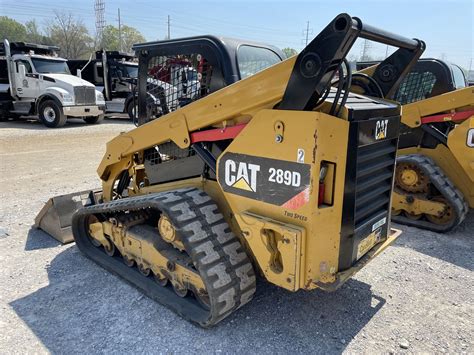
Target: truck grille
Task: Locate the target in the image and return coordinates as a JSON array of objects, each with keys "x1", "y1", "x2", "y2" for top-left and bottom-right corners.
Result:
[{"x1": 74, "y1": 86, "x2": 95, "y2": 105}]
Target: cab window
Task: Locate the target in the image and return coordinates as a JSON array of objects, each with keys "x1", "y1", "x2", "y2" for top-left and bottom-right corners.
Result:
[
  {"x1": 16, "y1": 60, "x2": 33, "y2": 74},
  {"x1": 237, "y1": 45, "x2": 281, "y2": 79},
  {"x1": 450, "y1": 64, "x2": 467, "y2": 89},
  {"x1": 395, "y1": 71, "x2": 437, "y2": 104}
]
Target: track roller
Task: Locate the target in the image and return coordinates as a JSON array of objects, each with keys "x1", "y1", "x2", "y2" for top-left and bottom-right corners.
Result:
[
  {"x1": 72, "y1": 187, "x2": 257, "y2": 327},
  {"x1": 392, "y1": 154, "x2": 469, "y2": 232}
]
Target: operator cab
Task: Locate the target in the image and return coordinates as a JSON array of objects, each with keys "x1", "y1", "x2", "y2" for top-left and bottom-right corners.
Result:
[
  {"x1": 132, "y1": 35, "x2": 284, "y2": 125},
  {"x1": 394, "y1": 59, "x2": 467, "y2": 104},
  {"x1": 357, "y1": 58, "x2": 468, "y2": 104}
]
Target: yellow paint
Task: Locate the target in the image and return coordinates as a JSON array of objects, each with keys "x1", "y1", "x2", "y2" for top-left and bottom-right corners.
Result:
[
  {"x1": 233, "y1": 177, "x2": 253, "y2": 191},
  {"x1": 94, "y1": 55, "x2": 402, "y2": 292}
]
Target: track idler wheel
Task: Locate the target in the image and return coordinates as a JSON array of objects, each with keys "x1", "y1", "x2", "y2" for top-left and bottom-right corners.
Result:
[
  {"x1": 404, "y1": 211, "x2": 422, "y2": 220},
  {"x1": 104, "y1": 238, "x2": 116, "y2": 256},
  {"x1": 172, "y1": 282, "x2": 188, "y2": 298},
  {"x1": 425, "y1": 196, "x2": 454, "y2": 226},
  {"x1": 138, "y1": 264, "x2": 151, "y2": 276},
  {"x1": 123, "y1": 255, "x2": 135, "y2": 267},
  {"x1": 153, "y1": 272, "x2": 168, "y2": 286},
  {"x1": 87, "y1": 215, "x2": 102, "y2": 247}
]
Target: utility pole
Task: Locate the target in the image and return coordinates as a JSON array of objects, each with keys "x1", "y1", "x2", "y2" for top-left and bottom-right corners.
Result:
[
  {"x1": 118, "y1": 8, "x2": 122, "y2": 52},
  {"x1": 167, "y1": 15, "x2": 171, "y2": 40},
  {"x1": 385, "y1": 45, "x2": 389, "y2": 58},
  {"x1": 301, "y1": 21, "x2": 313, "y2": 46}
]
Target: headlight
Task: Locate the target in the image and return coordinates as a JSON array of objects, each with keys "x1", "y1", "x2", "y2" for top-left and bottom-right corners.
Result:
[
  {"x1": 96, "y1": 91, "x2": 105, "y2": 102},
  {"x1": 61, "y1": 92, "x2": 73, "y2": 103}
]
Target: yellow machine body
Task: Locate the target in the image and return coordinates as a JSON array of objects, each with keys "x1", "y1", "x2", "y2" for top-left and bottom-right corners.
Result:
[
  {"x1": 39, "y1": 14, "x2": 426, "y2": 326},
  {"x1": 391, "y1": 86, "x2": 474, "y2": 231},
  {"x1": 96, "y1": 61, "x2": 401, "y2": 291}
]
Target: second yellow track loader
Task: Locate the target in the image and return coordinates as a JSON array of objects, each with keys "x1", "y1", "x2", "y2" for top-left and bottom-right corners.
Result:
[
  {"x1": 358, "y1": 59, "x2": 473, "y2": 232},
  {"x1": 40, "y1": 14, "x2": 425, "y2": 326}
]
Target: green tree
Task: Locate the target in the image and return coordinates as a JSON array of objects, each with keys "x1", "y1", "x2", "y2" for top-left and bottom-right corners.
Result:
[
  {"x1": 101, "y1": 24, "x2": 146, "y2": 53},
  {"x1": 47, "y1": 12, "x2": 93, "y2": 59},
  {"x1": 282, "y1": 47, "x2": 298, "y2": 59},
  {"x1": 0, "y1": 16, "x2": 27, "y2": 42},
  {"x1": 25, "y1": 20, "x2": 53, "y2": 45}
]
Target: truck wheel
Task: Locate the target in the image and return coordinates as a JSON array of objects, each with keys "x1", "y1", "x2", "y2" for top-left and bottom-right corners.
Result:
[
  {"x1": 127, "y1": 101, "x2": 137, "y2": 120},
  {"x1": 39, "y1": 100, "x2": 67, "y2": 128},
  {"x1": 83, "y1": 114, "x2": 104, "y2": 124}
]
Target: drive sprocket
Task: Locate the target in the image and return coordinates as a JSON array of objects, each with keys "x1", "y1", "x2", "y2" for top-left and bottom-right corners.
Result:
[{"x1": 395, "y1": 162, "x2": 429, "y2": 193}]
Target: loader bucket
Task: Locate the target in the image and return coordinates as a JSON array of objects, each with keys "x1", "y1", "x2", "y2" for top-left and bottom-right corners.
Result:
[{"x1": 34, "y1": 190, "x2": 101, "y2": 244}]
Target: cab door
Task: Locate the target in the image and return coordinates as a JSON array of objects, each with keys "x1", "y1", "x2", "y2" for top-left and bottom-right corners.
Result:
[{"x1": 14, "y1": 59, "x2": 38, "y2": 99}]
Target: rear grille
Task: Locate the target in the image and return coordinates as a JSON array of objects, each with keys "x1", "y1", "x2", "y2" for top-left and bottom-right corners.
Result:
[
  {"x1": 338, "y1": 112, "x2": 401, "y2": 271},
  {"x1": 74, "y1": 86, "x2": 96, "y2": 105},
  {"x1": 354, "y1": 139, "x2": 397, "y2": 232}
]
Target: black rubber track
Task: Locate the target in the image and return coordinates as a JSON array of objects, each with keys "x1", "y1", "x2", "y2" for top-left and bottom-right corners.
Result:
[
  {"x1": 393, "y1": 154, "x2": 469, "y2": 232},
  {"x1": 72, "y1": 187, "x2": 256, "y2": 327}
]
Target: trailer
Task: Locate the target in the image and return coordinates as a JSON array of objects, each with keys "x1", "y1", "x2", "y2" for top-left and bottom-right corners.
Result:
[{"x1": 0, "y1": 40, "x2": 105, "y2": 128}]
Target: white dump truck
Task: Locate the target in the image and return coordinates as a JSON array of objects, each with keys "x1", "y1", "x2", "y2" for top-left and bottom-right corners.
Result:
[
  {"x1": 68, "y1": 50, "x2": 138, "y2": 117},
  {"x1": 0, "y1": 40, "x2": 105, "y2": 128}
]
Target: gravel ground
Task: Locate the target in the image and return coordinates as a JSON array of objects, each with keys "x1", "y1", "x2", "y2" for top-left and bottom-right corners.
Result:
[{"x1": 0, "y1": 117, "x2": 472, "y2": 354}]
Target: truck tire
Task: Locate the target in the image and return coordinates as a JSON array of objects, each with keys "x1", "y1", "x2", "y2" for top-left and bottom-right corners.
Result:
[
  {"x1": 126, "y1": 101, "x2": 137, "y2": 120},
  {"x1": 39, "y1": 100, "x2": 67, "y2": 128},
  {"x1": 83, "y1": 114, "x2": 104, "y2": 124}
]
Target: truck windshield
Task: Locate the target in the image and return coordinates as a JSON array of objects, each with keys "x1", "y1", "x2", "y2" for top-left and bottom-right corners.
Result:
[
  {"x1": 124, "y1": 64, "x2": 138, "y2": 78},
  {"x1": 31, "y1": 58, "x2": 70, "y2": 74}
]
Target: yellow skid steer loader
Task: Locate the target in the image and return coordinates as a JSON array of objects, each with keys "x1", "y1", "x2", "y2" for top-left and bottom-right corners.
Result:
[{"x1": 35, "y1": 14, "x2": 424, "y2": 326}]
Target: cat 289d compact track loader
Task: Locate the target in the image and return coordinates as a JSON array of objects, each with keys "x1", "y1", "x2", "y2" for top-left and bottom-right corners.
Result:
[
  {"x1": 40, "y1": 14, "x2": 425, "y2": 326},
  {"x1": 357, "y1": 59, "x2": 473, "y2": 232}
]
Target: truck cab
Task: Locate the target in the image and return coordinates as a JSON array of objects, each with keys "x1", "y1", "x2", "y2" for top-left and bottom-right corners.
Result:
[
  {"x1": 68, "y1": 50, "x2": 138, "y2": 116},
  {"x1": 0, "y1": 40, "x2": 105, "y2": 128}
]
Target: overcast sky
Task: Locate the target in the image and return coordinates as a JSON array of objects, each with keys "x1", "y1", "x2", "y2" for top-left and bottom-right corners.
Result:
[{"x1": 1, "y1": 0, "x2": 472, "y2": 68}]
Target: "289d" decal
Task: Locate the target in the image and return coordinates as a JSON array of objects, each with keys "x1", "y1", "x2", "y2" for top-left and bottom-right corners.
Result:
[
  {"x1": 218, "y1": 152, "x2": 311, "y2": 207},
  {"x1": 268, "y1": 168, "x2": 301, "y2": 187}
]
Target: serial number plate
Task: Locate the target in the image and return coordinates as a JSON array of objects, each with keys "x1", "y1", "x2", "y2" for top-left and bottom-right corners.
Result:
[{"x1": 356, "y1": 229, "x2": 382, "y2": 260}]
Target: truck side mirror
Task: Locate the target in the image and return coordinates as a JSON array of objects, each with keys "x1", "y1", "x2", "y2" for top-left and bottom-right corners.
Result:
[
  {"x1": 77, "y1": 69, "x2": 82, "y2": 78},
  {"x1": 18, "y1": 63, "x2": 26, "y2": 78}
]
